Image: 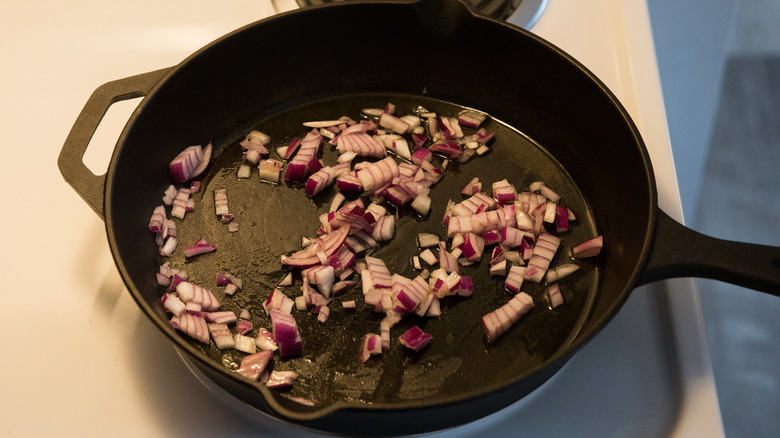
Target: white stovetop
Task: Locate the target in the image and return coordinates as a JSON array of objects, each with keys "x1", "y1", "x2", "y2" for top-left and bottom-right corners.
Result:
[{"x1": 0, "y1": 0, "x2": 722, "y2": 436}]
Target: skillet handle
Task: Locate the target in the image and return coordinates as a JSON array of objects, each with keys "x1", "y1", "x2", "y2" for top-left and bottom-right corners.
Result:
[
  {"x1": 637, "y1": 209, "x2": 780, "y2": 296},
  {"x1": 58, "y1": 68, "x2": 171, "y2": 219}
]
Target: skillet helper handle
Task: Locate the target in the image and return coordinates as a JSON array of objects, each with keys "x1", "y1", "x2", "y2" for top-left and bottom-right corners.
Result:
[
  {"x1": 638, "y1": 209, "x2": 780, "y2": 296},
  {"x1": 58, "y1": 68, "x2": 171, "y2": 219}
]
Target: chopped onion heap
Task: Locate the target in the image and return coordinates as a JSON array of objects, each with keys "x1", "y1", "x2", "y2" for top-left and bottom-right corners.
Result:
[{"x1": 149, "y1": 102, "x2": 605, "y2": 400}]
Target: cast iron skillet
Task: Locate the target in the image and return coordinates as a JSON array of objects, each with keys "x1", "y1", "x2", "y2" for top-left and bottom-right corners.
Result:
[{"x1": 58, "y1": 0, "x2": 780, "y2": 435}]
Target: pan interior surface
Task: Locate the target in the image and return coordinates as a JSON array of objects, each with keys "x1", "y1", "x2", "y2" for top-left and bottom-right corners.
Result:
[{"x1": 155, "y1": 92, "x2": 602, "y2": 409}]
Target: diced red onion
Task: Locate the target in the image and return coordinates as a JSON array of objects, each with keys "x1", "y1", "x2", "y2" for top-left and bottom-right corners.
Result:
[
  {"x1": 505, "y1": 265, "x2": 527, "y2": 294},
  {"x1": 214, "y1": 187, "x2": 229, "y2": 217},
  {"x1": 182, "y1": 239, "x2": 216, "y2": 258},
  {"x1": 428, "y1": 140, "x2": 462, "y2": 159},
  {"x1": 411, "y1": 193, "x2": 432, "y2": 215},
  {"x1": 283, "y1": 137, "x2": 301, "y2": 161},
  {"x1": 393, "y1": 275, "x2": 430, "y2": 313},
  {"x1": 546, "y1": 283, "x2": 564, "y2": 308},
  {"x1": 175, "y1": 312, "x2": 210, "y2": 344},
  {"x1": 263, "y1": 288, "x2": 295, "y2": 315},
  {"x1": 482, "y1": 292, "x2": 534, "y2": 343},
  {"x1": 360, "y1": 333, "x2": 383, "y2": 363},
  {"x1": 176, "y1": 281, "x2": 221, "y2": 311},
  {"x1": 237, "y1": 319, "x2": 253, "y2": 335},
  {"x1": 356, "y1": 156, "x2": 399, "y2": 193},
  {"x1": 148, "y1": 205, "x2": 166, "y2": 232},
  {"x1": 545, "y1": 262, "x2": 580, "y2": 282},
  {"x1": 284, "y1": 129, "x2": 322, "y2": 181},
  {"x1": 234, "y1": 333, "x2": 256, "y2": 354},
  {"x1": 492, "y1": 179, "x2": 517, "y2": 205},
  {"x1": 258, "y1": 159, "x2": 283, "y2": 183},
  {"x1": 371, "y1": 215, "x2": 395, "y2": 241},
  {"x1": 170, "y1": 144, "x2": 208, "y2": 184},
  {"x1": 399, "y1": 325, "x2": 433, "y2": 352},
  {"x1": 439, "y1": 116, "x2": 464, "y2": 139},
  {"x1": 438, "y1": 242, "x2": 459, "y2": 274},
  {"x1": 524, "y1": 233, "x2": 561, "y2": 283},
  {"x1": 255, "y1": 328, "x2": 278, "y2": 351},
  {"x1": 317, "y1": 305, "x2": 330, "y2": 323},
  {"x1": 280, "y1": 226, "x2": 349, "y2": 268},
  {"x1": 460, "y1": 232, "x2": 485, "y2": 261},
  {"x1": 270, "y1": 309, "x2": 302, "y2": 357},
  {"x1": 417, "y1": 233, "x2": 440, "y2": 249},
  {"x1": 337, "y1": 132, "x2": 386, "y2": 158},
  {"x1": 203, "y1": 310, "x2": 237, "y2": 324},
  {"x1": 170, "y1": 188, "x2": 191, "y2": 219},
  {"x1": 378, "y1": 112, "x2": 411, "y2": 134},
  {"x1": 162, "y1": 293, "x2": 186, "y2": 317},
  {"x1": 208, "y1": 323, "x2": 235, "y2": 350},
  {"x1": 572, "y1": 235, "x2": 604, "y2": 258},
  {"x1": 265, "y1": 370, "x2": 298, "y2": 388},
  {"x1": 489, "y1": 259, "x2": 507, "y2": 276},
  {"x1": 236, "y1": 350, "x2": 273, "y2": 380}
]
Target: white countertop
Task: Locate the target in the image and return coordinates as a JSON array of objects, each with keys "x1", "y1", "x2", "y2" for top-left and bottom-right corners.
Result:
[{"x1": 0, "y1": 0, "x2": 722, "y2": 436}]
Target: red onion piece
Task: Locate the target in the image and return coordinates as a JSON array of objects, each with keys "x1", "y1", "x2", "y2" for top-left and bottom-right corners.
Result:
[
  {"x1": 460, "y1": 232, "x2": 485, "y2": 261},
  {"x1": 175, "y1": 312, "x2": 210, "y2": 344},
  {"x1": 337, "y1": 132, "x2": 386, "y2": 158},
  {"x1": 546, "y1": 283, "x2": 564, "y2": 308},
  {"x1": 236, "y1": 350, "x2": 273, "y2": 381},
  {"x1": 393, "y1": 276, "x2": 430, "y2": 313},
  {"x1": 263, "y1": 288, "x2": 295, "y2": 315},
  {"x1": 255, "y1": 328, "x2": 278, "y2": 351},
  {"x1": 545, "y1": 263, "x2": 581, "y2": 282},
  {"x1": 438, "y1": 241, "x2": 459, "y2": 274},
  {"x1": 214, "y1": 187, "x2": 229, "y2": 217},
  {"x1": 428, "y1": 141, "x2": 462, "y2": 159},
  {"x1": 399, "y1": 326, "x2": 433, "y2": 352},
  {"x1": 162, "y1": 293, "x2": 186, "y2": 317},
  {"x1": 284, "y1": 129, "x2": 322, "y2": 181},
  {"x1": 283, "y1": 137, "x2": 301, "y2": 161},
  {"x1": 148, "y1": 205, "x2": 166, "y2": 232},
  {"x1": 266, "y1": 370, "x2": 298, "y2": 388},
  {"x1": 492, "y1": 179, "x2": 517, "y2": 205},
  {"x1": 523, "y1": 233, "x2": 561, "y2": 283},
  {"x1": 190, "y1": 142, "x2": 213, "y2": 180},
  {"x1": 505, "y1": 265, "x2": 527, "y2": 294},
  {"x1": 269, "y1": 309, "x2": 297, "y2": 343},
  {"x1": 356, "y1": 156, "x2": 399, "y2": 193},
  {"x1": 258, "y1": 159, "x2": 284, "y2": 183},
  {"x1": 203, "y1": 311, "x2": 237, "y2": 324},
  {"x1": 452, "y1": 275, "x2": 473, "y2": 297},
  {"x1": 378, "y1": 112, "x2": 410, "y2": 134},
  {"x1": 170, "y1": 188, "x2": 191, "y2": 219},
  {"x1": 176, "y1": 281, "x2": 221, "y2": 311},
  {"x1": 360, "y1": 333, "x2": 383, "y2": 363},
  {"x1": 457, "y1": 110, "x2": 487, "y2": 129},
  {"x1": 438, "y1": 116, "x2": 464, "y2": 139},
  {"x1": 169, "y1": 145, "x2": 205, "y2": 184},
  {"x1": 234, "y1": 333, "x2": 257, "y2": 354},
  {"x1": 207, "y1": 323, "x2": 235, "y2": 350},
  {"x1": 572, "y1": 235, "x2": 603, "y2": 258},
  {"x1": 280, "y1": 226, "x2": 349, "y2": 268},
  {"x1": 482, "y1": 292, "x2": 534, "y2": 343},
  {"x1": 182, "y1": 239, "x2": 216, "y2": 258},
  {"x1": 237, "y1": 319, "x2": 253, "y2": 335}
]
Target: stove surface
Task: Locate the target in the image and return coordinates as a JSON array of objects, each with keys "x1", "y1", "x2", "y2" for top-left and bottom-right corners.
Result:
[{"x1": 0, "y1": 0, "x2": 722, "y2": 436}]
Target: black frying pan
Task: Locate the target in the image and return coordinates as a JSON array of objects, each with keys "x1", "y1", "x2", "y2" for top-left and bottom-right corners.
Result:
[{"x1": 58, "y1": 0, "x2": 780, "y2": 435}]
